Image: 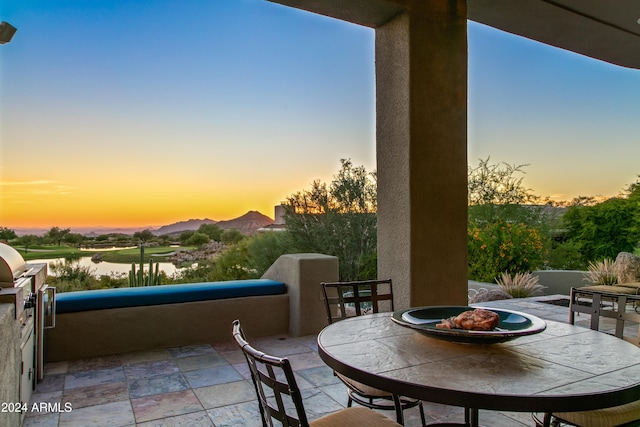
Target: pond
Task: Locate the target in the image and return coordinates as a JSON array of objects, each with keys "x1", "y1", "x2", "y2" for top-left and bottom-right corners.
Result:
[{"x1": 28, "y1": 257, "x2": 184, "y2": 278}]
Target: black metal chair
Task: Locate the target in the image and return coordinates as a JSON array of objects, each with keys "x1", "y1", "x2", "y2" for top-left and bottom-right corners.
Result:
[
  {"x1": 232, "y1": 319, "x2": 402, "y2": 427},
  {"x1": 536, "y1": 287, "x2": 640, "y2": 427},
  {"x1": 320, "y1": 279, "x2": 427, "y2": 426}
]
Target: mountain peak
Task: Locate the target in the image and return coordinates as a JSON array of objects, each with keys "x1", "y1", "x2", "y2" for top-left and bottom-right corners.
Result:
[
  {"x1": 216, "y1": 211, "x2": 273, "y2": 234},
  {"x1": 154, "y1": 211, "x2": 273, "y2": 236}
]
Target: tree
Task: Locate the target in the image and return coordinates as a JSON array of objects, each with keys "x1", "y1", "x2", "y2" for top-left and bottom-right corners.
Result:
[
  {"x1": 0, "y1": 227, "x2": 17, "y2": 241},
  {"x1": 468, "y1": 157, "x2": 544, "y2": 225},
  {"x1": 186, "y1": 232, "x2": 210, "y2": 248},
  {"x1": 198, "y1": 223, "x2": 223, "y2": 241},
  {"x1": 284, "y1": 159, "x2": 377, "y2": 281},
  {"x1": 212, "y1": 241, "x2": 255, "y2": 281},
  {"x1": 179, "y1": 230, "x2": 195, "y2": 245},
  {"x1": 14, "y1": 234, "x2": 39, "y2": 253},
  {"x1": 563, "y1": 197, "x2": 640, "y2": 262},
  {"x1": 133, "y1": 229, "x2": 155, "y2": 243},
  {"x1": 221, "y1": 229, "x2": 244, "y2": 245},
  {"x1": 467, "y1": 158, "x2": 553, "y2": 281},
  {"x1": 45, "y1": 227, "x2": 71, "y2": 246},
  {"x1": 246, "y1": 232, "x2": 292, "y2": 276},
  {"x1": 65, "y1": 233, "x2": 86, "y2": 246}
]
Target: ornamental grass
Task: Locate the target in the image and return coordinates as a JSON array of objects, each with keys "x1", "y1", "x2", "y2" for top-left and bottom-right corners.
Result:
[
  {"x1": 496, "y1": 271, "x2": 545, "y2": 298},
  {"x1": 583, "y1": 259, "x2": 618, "y2": 286}
]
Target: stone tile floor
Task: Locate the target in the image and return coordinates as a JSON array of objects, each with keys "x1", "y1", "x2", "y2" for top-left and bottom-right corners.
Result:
[{"x1": 22, "y1": 296, "x2": 631, "y2": 427}]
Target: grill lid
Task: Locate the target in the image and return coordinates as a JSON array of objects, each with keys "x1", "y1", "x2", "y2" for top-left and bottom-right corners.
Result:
[{"x1": 0, "y1": 243, "x2": 27, "y2": 286}]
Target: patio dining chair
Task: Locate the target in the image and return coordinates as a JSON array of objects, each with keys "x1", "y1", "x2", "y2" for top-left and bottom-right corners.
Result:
[
  {"x1": 232, "y1": 319, "x2": 402, "y2": 427},
  {"x1": 320, "y1": 279, "x2": 426, "y2": 426},
  {"x1": 536, "y1": 287, "x2": 640, "y2": 427}
]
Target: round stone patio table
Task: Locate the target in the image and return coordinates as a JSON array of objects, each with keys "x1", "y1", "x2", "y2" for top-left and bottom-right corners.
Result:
[{"x1": 317, "y1": 311, "x2": 640, "y2": 427}]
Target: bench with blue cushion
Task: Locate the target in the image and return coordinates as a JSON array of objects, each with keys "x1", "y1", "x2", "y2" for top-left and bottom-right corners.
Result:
[{"x1": 56, "y1": 279, "x2": 286, "y2": 314}]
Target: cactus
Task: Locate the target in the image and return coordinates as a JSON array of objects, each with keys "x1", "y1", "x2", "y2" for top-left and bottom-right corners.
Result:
[{"x1": 128, "y1": 245, "x2": 161, "y2": 287}]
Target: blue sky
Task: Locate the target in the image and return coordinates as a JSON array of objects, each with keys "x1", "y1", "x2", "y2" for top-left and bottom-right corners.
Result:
[{"x1": 1, "y1": 0, "x2": 639, "y2": 227}]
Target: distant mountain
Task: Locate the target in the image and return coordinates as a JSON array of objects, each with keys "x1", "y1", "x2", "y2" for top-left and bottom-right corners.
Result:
[
  {"x1": 153, "y1": 218, "x2": 217, "y2": 236},
  {"x1": 11, "y1": 211, "x2": 274, "y2": 237},
  {"x1": 215, "y1": 211, "x2": 273, "y2": 235},
  {"x1": 155, "y1": 211, "x2": 273, "y2": 236},
  {"x1": 12, "y1": 226, "x2": 154, "y2": 237}
]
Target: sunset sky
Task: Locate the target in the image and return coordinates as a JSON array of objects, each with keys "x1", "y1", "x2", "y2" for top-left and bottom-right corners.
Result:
[{"x1": 1, "y1": 0, "x2": 640, "y2": 229}]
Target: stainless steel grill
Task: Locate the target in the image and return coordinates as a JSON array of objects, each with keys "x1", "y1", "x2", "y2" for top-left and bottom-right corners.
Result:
[
  {"x1": 0, "y1": 242, "x2": 29, "y2": 286},
  {"x1": 0, "y1": 243, "x2": 54, "y2": 419}
]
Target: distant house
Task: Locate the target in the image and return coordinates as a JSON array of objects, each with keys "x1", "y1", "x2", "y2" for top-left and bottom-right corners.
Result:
[{"x1": 258, "y1": 205, "x2": 287, "y2": 232}]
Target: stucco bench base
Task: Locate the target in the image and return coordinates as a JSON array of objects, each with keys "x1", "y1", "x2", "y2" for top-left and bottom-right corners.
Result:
[{"x1": 46, "y1": 280, "x2": 288, "y2": 361}]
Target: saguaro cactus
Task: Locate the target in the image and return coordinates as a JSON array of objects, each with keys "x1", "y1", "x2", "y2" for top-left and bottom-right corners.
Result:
[{"x1": 129, "y1": 244, "x2": 161, "y2": 287}]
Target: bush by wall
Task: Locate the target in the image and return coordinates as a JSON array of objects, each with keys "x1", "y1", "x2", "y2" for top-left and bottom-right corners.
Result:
[{"x1": 468, "y1": 220, "x2": 547, "y2": 283}]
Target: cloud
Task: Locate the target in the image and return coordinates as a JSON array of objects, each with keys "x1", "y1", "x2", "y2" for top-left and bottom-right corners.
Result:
[
  {"x1": 0, "y1": 180, "x2": 76, "y2": 197},
  {"x1": 0, "y1": 180, "x2": 58, "y2": 186}
]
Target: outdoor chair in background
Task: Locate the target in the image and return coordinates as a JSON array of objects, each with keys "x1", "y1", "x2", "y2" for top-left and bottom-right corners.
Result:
[
  {"x1": 231, "y1": 320, "x2": 402, "y2": 427},
  {"x1": 568, "y1": 286, "x2": 640, "y2": 346},
  {"x1": 320, "y1": 279, "x2": 426, "y2": 426},
  {"x1": 535, "y1": 287, "x2": 640, "y2": 427}
]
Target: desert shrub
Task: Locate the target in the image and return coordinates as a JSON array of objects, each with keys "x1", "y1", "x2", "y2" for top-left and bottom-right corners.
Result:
[
  {"x1": 545, "y1": 240, "x2": 587, "y2": 270},
  {"x1": 496, "y1": 271, "x2": 545, "y2": 298},
  {"x1": 169, "y1": 261, "x2": 218, "y2": 283},
  {"x1": 48, "y1": 260, "x2": 101, "y2": 292},
  {"x1": 583, "y1": 258, "x2": 618, "y2": 285},
  {"x1": 468, "y1": 220, "x2": 547, "y2": 283},
  {"x1": 212, "y1": 241, "x2": 257, "y2": 280},
  {"x1": 96, "y1": 273, "x2": 129, "y2": 289},
  {"x1": 245, "y1": 231, "x2": 292, "y2": 276}
]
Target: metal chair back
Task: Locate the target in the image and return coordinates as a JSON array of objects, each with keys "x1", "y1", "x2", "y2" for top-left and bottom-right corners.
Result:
[
  {"x1": 232, "y1": 320, "x2": 309, "y2": 427},
  {"x1": 321, "y1": 279, "x2": 394, "y2": 324}
]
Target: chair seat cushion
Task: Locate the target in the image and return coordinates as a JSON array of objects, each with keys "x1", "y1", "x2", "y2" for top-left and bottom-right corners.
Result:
[
  {"x1": 579, "y1": 285, "x2": 640, "y2": 295},
  {"x1": 554, "y1": 399, "x2": 640, "y2": 427},
  {"x1": 337, "y1": 373, "x2": 392, "y2": 398},
  {"x1": 310, "y1": 406, "x2": 401, "y2": 427}
]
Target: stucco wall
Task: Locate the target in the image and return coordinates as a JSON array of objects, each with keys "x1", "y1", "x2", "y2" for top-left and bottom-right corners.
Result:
[
  {"x1": 0, "y1": 303, "x2": 21, "y2": 427},
  {"x1": 532, "y1": 270, "x2": 587, "y2": 296},
  {"x1": 262, "y1": 253, "x2": 338, "y2": 336},
  {"x1": 376, "y1": 6, "x2": 469, "y2": 309},
  {"x1": 46, "y1": 293, "x2": 289, "y2": 362},
  {"x1": 46, "y1": 253, "x2": 339, "y2": 361}
]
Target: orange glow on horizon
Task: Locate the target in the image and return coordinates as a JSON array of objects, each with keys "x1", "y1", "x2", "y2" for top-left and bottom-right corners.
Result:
[{"x1": 0, "y1": 175, "x2": 314, "y2": 230}]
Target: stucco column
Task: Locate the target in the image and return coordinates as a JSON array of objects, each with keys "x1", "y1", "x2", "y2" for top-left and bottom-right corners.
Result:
[{"x1": 376, "y1": 1, "x2": 468, "y2": 308}]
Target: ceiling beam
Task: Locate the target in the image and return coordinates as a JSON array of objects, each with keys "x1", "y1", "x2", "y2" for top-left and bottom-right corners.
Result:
[{"x1": 268, "y1": 0, "x2": 640, "y2": 69}]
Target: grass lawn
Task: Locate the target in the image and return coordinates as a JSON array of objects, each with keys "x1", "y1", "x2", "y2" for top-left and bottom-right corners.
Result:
[
  {"x1": 17, "y1": 245, "x2": 193, "y2": 263},
  {"x1": 17, "y1": 245, "x2": 80, "y2": 260},
  {"x1": 100, "y1": 246, "x2": 187, "y2": 263}
]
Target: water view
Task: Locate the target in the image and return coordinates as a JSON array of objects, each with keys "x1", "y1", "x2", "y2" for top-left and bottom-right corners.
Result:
[{"x1": 29, "y1": 257, "x2": 183, "y2": 278}]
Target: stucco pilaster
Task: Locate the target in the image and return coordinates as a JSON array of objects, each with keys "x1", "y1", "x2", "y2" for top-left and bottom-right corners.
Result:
[{"x1": 376, "y1": 1, "x2": 468, "y2": 308}]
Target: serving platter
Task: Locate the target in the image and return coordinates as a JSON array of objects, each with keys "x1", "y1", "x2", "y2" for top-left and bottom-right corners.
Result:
[{"x1": 391, "y1": 306, "x2": 546, "y2": 344}]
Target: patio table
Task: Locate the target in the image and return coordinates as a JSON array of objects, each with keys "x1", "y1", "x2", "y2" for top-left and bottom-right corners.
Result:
[{"x1": 317, "y1": 311, "x2": 640, "y2": 427}]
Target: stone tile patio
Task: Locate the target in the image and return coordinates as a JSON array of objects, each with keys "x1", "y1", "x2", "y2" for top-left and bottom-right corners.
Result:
[{"x1": 23, "y1": 296, "x2": 631, "y2": 427}]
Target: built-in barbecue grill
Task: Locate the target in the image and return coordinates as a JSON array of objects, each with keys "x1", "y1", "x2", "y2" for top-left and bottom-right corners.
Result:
[
  {"x1": 0, "y1": 242, "x2": 29, "y2": 286},
  {"x1": 0, "y1": 243, "x2": 55, "y2": 421}
]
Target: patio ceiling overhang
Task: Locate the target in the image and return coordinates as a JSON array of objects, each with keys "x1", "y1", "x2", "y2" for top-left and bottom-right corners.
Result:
[{"x1": 269, "y1": 0, "x2": 640, "y2": 69}]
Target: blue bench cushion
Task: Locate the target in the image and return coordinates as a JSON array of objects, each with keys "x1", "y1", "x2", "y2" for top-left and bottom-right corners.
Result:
[{"x1": 56, "y1": 279, "x2": 286, "y2": 314}]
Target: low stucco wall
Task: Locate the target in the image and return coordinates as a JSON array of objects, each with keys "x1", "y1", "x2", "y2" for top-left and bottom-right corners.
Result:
[
  {"x1": 45, "y1": 253, "x2": 340, "y2": 362},
  {"x1": 532, "y1": 270, "x2": 587, "y2": 296},
  {"x1": 262, "y1": 253, "x2": 339, "y2": 336},
  {"x1": 468, "y1": 271, "x2": 587, "y2": 298},
  {"x1": 46, "y1": 293, "x2": 289, "y2": 361},
  {"x1": 0, "y1": 303, "x2": 21, "y2": 427}
]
